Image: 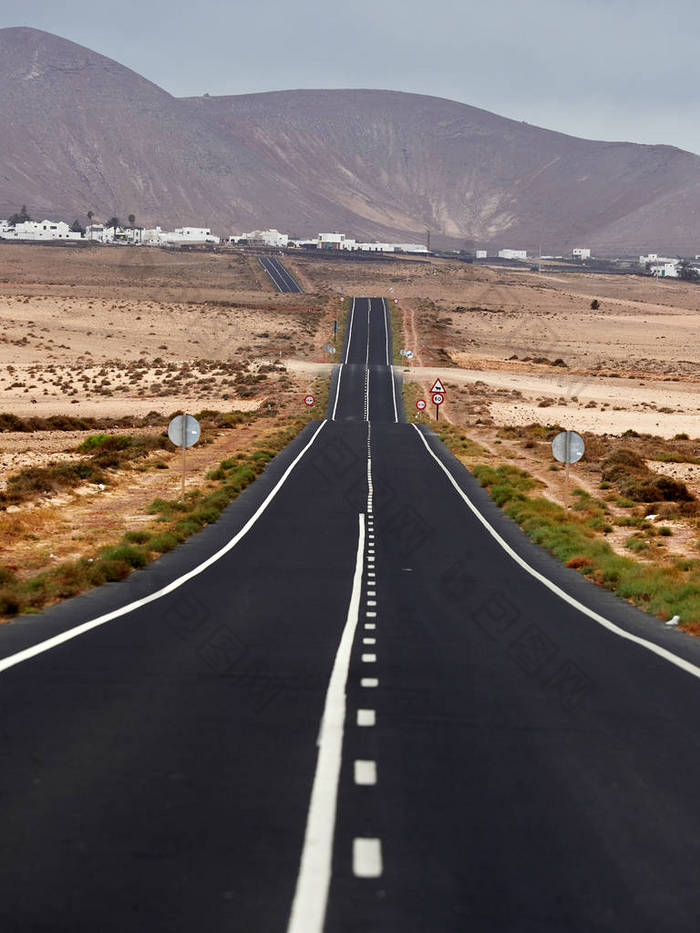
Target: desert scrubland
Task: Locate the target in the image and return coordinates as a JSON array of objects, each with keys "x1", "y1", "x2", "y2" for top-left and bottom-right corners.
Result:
[{"x1": 1, "y1": 244, "x2": 699, "y2": 621}]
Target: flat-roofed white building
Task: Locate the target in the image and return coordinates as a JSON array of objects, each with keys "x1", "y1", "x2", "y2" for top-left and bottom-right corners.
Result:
[
  {"x1": 498, "y1": 248, "x2": 527, "y2": 260},
  {"x1": 318, "y1": 232, "x2": 347, "y2": 249},
  {"x1": 649, "y1": 262, "x2": 679, "y2": 278},
  {"x1": 475, "y1": 249, "x2": 488, "y2": 259},
  {"x1": 573, "y1": 248, "x2": 591, "y2": 259},
  {"x1": 229, "y1": 229, "x2": 288, "y2": 248},
  {"x1": 1, "y1": 219, "x2": 81, "y2": 241}
]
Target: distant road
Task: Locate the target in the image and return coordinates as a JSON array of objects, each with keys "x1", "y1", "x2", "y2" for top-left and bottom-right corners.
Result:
[
  {"x1": 258, "y1": 255, "x2": 302, "y2": 293},
  {"x1": 5, "y1": 299, "x2": 700, "y2": 930}
]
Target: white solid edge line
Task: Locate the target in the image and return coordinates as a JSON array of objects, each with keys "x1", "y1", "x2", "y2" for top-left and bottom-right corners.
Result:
[
  {"x1": 382, "y1": 297, "x2": 390, "y2": 366},
  {"x1": 343, "y1": 297, "x2": 356, "y2": 364},
  {"x1": 381, "y1": 298, "x2": 399, "y2": 423},
  {"x1": 286, "y1": 512, "x2": 366, "y2": 933},
  {"x1": 0, "y1": 420, "x2": 329, "y2": 676},
  {"x1": 330, "y1": 363, "x2": 344, "y2": 421},
  {"x1": 411, "y1": 423, "x2": 700, "y2": 682}
]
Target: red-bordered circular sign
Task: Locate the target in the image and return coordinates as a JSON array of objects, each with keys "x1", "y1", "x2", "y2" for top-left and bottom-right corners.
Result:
[
  {"x1": 416, "y1": 399, "x2": 427, "y2": 411},
  {"x1": 304, "y1": 394, "x2": 315, "y2": 407},
  {"x1": 432, "y1": 392, "x2": 444, "y2": 405}
]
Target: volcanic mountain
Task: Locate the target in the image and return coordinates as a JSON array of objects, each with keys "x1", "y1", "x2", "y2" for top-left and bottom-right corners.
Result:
[{"x1": 2, "y1": 25, "x2": 700, "y2": 252}]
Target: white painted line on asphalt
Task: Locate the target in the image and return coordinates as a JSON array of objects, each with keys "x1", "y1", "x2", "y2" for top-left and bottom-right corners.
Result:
[
  {"x1": 361, "y1": 678, "x2": 379, "y2": 687},
  {"x1": 361, "y1": 653, "x2": 377, "y2": 663},
  {"x1": 353, "y1": 838, "x2": 383, "y2": 878},
  {"x1": 287, "y1": 512, "x2": 366, "y2": 933},
  {"x1": 330, "y1": 364, "x2": 344, "y2": 422},
  {"x1": 366, "y1": 612, "x2": 377, "y2": 618},
  {"x1": 0, "y1": 420, "x2": 330, "y2": 676},
  {"x1": 363, "y1": 638, "x2": 376, "y2": 645},
  {"x1": 412, "y1": 423, "x2": 700, "y2": 684},
  {"x1": 343, "y1": 297, "x2": 356, "y2": 365},
  {"x1": 367, "y1": 600, "x2": 377, "y2": 607},
  {"x1": 382, "y1": 298, "x2": 399, "y2": 423},
  {"x1": 382, "y1": 297, "x2": 390, "y2": 366},
  {"x1": 357, "y1": 709, "x2": 376, "y2": 727},
  {"x1": 364, "y1": 623, "x2": 376, "y2": 631},
  {"x1": 354, "y1": 760, "x2": 377, "y2": 785},
  {"x1": 367, "y1": 590, "x2": 376, "y2": 596}
]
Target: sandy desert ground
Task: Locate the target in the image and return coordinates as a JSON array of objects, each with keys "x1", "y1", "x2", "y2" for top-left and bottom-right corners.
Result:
[
  {"x1": 1, "y1": 243, "x2": 699, "y2": 605},
  {"x1": 287, "y1": 254, "x2": 700, "y2": 437}
]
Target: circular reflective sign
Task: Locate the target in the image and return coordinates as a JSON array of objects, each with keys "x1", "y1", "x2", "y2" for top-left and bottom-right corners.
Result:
[
  {"x1": 168, "y1": 414, "x2": 201, "y2": 449},
  {"x1": 552, "y1": 430, "x2": 585, "y2": 464},
  {"x1": 304, "y1": 394, "x2": 316, "y2": 407},
  {"x1": 432, "y1": 393, "x2": 444, "y2": 405},
  {"x1": 416, "y1": 399, "x2": 427, "y2": 411}
]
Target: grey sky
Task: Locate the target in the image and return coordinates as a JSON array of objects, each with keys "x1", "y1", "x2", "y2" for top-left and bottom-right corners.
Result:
[{"x1": 4, "y1": 0, "x2": 700, "y2": 153}]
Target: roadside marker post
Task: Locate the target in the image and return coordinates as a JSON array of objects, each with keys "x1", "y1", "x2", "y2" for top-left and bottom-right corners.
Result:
[{"x1": 168, "y1": 413, "x2": 201, "y2": 501}]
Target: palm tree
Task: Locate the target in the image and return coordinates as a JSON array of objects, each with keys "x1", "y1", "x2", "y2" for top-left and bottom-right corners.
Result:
[
  {"x1": 128, "y1": 213, "x2": 135, "y2": 228},
  {"x1": 87, "y1": 210, "x2": 94, "y2": 241}
]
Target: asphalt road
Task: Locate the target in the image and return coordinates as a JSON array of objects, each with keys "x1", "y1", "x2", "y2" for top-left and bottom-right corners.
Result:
[
  {"x1": 3, "y1": 298, "x2": 700, "y2": 931},
  {"x1": 258, "y1": 255, "x2": 302, "y2": 293}
]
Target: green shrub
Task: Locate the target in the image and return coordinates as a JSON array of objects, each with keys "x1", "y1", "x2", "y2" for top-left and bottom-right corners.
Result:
[
  {"x1": 123, "y1": 530, "x2": 151, "y2": 544},
  {"x1": 99, "y1": 544, "x2": 147, "y2": 569},
  {"x1": 147, "y1": 533, "x2": 179, "y2": 553}
]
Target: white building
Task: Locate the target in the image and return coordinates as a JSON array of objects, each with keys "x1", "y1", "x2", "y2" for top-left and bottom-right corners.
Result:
[
  {"x1": 139, "y1": 226, "x2": 219, "y2": 246},
  {"x1": 475, "y1": 249, "x2": 488, "y2": 259},
  {"x1": 1, "y1": 219, "x2": 82, "y2": 241},
  {"x1": 572, "y1": 248, "x2": 591, "y2": 260},
  {"x1": 640, "y1": 253, "x2": 661, "y2": 265},
  {"x1": 649, "y1": 262, "x2": 679, "y2": 278},
  {"x1": 498, "y1": 248, "x2": 527, "y2": 260},
  {"x1": 229, "y1": 229, "x2": 288, "y2": 248},
  {"x1": 162, "y1": 227, "x2": 219, "y2": 245},
  {"x1": 318, "y1": 232, "x2": 347, "y2": 249}
]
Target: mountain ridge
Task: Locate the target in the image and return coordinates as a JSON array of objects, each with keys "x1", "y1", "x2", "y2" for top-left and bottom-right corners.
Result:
[{"x1": 1, "y1": 26, "x2": 699, "y2": 252}]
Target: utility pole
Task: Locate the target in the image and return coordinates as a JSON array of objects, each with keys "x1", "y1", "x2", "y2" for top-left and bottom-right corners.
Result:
[{"x1": 426, "y1": 227, "x2": 431, "y2": 253}]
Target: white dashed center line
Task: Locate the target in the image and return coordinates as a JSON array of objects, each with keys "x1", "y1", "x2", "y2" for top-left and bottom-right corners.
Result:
[
  {"x1": 353, "y1": 838, "x2": 383, "y2": 878},
  {"x1": 354, "y1": 760, "x2": 377, "y2": 785}
]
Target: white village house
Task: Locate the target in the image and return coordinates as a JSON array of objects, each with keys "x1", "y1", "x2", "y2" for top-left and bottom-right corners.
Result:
[
  {"x1": 0, "y1": 219, "x2": 81, "y2": 241},
  {"x1": 498, "y1": 248, "x2": 527, "y2": 260}
]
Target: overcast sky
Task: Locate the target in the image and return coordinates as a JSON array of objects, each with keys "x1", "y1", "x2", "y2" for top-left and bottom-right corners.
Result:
[{"x1": 4, "y1": 0, "x2": 700, "y2": 153}]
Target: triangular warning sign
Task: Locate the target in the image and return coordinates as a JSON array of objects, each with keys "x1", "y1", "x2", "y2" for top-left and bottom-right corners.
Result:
[{"x1": 430, "y1": 378, "x2": 446, "y2": 394}]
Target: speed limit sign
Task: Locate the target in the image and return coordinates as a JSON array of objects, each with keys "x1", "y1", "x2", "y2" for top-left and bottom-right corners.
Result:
[
  {"x1": 416, "y1": 399, "x2": 427, "y2": 411},
  {"x1": 431, "y1": 392, "x2": 444, "y2": 406},
  {"x1": 304, "y1": 394, "x2": 315, "y2": 407}
]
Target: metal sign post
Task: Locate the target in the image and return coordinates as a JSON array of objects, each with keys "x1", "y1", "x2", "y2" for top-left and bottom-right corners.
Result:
[
  {"x1": 552, "y1": 430, "x2": 585, "y2": 510},
  {"x1": 168, "y1": 413, "x2": 201, "y2": 500}
]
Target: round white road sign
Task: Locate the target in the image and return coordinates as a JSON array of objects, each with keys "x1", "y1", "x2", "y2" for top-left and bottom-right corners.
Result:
[
  {"x1": 432, "y1": 393, "x2": 444, "y2": 406},
  {"x1": 168, "y1": 414, "x2": 201, "y2": 449},
  {"x1": 416, "y1": 399, "x2": 427, "y2": 411},
  {"x1": 552, "y1": 430, "x2": 585, "y2": 464},
  {"x1": 304, "y1": 394, "x2": 316, "y2": 407}
]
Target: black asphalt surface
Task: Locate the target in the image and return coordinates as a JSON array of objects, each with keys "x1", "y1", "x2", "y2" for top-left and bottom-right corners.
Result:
[
  {"x1": 2, "y1": 298, "x2": 700, "y2": 931},
  {"x1": 258, "y1": 256, "x2": 302, "y2": 293}
]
